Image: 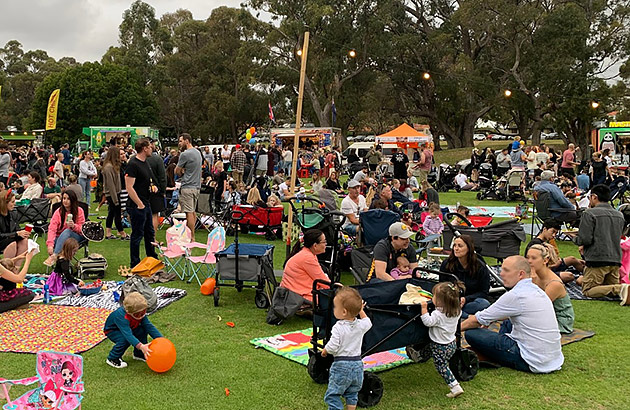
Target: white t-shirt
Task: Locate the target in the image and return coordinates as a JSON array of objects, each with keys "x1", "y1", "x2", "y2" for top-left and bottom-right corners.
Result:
[
  {"x1": 353, "y1": 170, "x2": 366, "y2": 182},
  {"x1": 455, "y1": 173, "x2": 468, "y2": 188},
  {"x1": 527, "y1": 151, "x2": 537, "y2": 170},
  {"x1": 535, "y1": 152, "x2": 549, "y2": 166},
  {"x1": 324, "y1": 317, "x2": 372, "y2": 357},
  {"x1": 341, "y1": 195, "x2": 366, "y2": 228},
  {"x1": 278, "y1": 182, "x2": 289, "y2": 199},
  {"x1": 421, "y1": 308, "x2": 461, "y2": 344}
]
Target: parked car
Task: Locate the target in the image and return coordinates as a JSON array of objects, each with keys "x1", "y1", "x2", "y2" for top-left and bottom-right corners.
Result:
[{"x1": 473, "y1": 133, "x2": 486, "y2": 141}]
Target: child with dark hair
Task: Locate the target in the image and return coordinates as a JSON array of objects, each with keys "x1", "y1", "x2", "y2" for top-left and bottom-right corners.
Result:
[{"x1": 321, "y1": 287, "x2": 372, "y2": 410}]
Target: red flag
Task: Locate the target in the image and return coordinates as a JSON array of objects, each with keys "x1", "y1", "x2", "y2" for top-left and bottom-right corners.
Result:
[{"x1": 268, "y1": 101, "x2": 275, "y2": 123}]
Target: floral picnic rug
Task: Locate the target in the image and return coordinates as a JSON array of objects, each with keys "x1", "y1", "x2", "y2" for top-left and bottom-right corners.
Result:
[
  {"x1": 0, "y1": 304, "x2": 111, "y2": 354},
  {"x1": 251, "y1": 328, "x2": 413, "y2": 373}
]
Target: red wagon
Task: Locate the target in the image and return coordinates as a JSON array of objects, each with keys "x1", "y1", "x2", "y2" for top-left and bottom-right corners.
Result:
[{"x1": 232, "y1": 205, "x2": 283, "y2": 240}]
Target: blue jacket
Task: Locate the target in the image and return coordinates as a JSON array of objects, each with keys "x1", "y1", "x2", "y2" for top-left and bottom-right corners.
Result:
[
  {"x1": 534, "y1": 181, "x2": 574, "y2": 216},
  {"x1": 104, "y1": 307, "x2": 162, "y2": 347}
]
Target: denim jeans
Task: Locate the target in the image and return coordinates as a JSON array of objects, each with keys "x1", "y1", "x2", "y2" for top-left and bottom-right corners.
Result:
[
  {"x1": 53, "y1": 228, "x2": 85, "y2": 254},
  {"x1": 129, "y1": 205, "x2": 157, "y2": 268},
  {"x1": 78, "y1": 177, "x2": 91, "y2": 207},
  {"x1": 106, "y1": 326, "x2": 149, "y2": 361},
  {"x1": 461, "y1": 297, "x2": 491, "y2": 319},
  {"x1": 465, "y1": 319, "x2": 531, "y2": 372},
  {"x1": 324, "y1": 360, "x2": 363, "y2": 410}
]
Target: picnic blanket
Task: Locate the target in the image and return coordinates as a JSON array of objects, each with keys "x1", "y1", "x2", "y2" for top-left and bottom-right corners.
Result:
[
  {"x1": 54, "y1": 281, "x2": 187, "y2": 313},
  {"x1": 461, "y1": 322, "x2": 595, "y2": 348},
  {"x1": 251, "y1": 328, "x2": 413, "y2": 373},
  {"x1": 444, "y1": 205, "x2": 522, "y2": 219},
  {"x1": 565, "y1": 281, "x2": 620, "y2": 302},
  {"x1": 0, "y1": 304, "x2": 111, "y2": 354}
]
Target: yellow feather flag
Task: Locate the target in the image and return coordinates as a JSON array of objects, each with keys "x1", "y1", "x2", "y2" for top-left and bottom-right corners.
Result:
[{"x1": 45, "y1": 89, "x2": 61, "y2": 131}]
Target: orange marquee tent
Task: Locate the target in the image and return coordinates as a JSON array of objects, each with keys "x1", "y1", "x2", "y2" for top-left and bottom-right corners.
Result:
[{"x1": 376, "y1": 123, "x2": 432, "y2": 148}]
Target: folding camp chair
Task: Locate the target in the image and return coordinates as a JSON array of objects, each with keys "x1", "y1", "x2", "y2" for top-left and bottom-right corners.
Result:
[
  {"x1": 194, "y1": 192, "x2": 214, "y2": 233},
  {"x1": 0, "y1": 350, "x2": 84, "y2": 410},
  {"x1": 184, "y1": 227, "x2": 226, "y2": 286},
  {"x1": 12, "y1": 198, "x2": 51, "y2": 233},
  {"x1": 530, "y1": 191, "x2": 579, "y2": 239},
  {"x1": 153, "y1": 221, "x2": 192, "y2": 280},
  {"x1": 357, "y1": 209, "x2": 400, "y2": 246}
]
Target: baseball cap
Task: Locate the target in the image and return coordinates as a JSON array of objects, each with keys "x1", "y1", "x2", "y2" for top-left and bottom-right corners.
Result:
[
  {"x1": 347, "y1": 180, "x2": 361, "y2": 188},
  {"x1": 541, "y1": 170, "x2": 554, "y2": 181},
  {"x1": 389, "y1": 222, "x2": 414, "y2": 239},
  {"x1": 235, "y1": 144, "x2": 241, "y2": 149}
]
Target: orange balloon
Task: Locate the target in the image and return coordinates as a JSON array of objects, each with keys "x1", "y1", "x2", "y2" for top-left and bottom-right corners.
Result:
[
  {"x1": 200, "y1": 277, "x2": 216, "y2": 295},
  {"x1": 146, "y1": 337, "x2": 177, "y2": 373},
  {"x1": 250, "y1": 126, "x2": 256, "y2": 134}
]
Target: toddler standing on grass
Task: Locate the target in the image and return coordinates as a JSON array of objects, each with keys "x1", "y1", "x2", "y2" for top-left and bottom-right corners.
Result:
[
  {"x1": 321, "y1": 287, "x2": 372, "y2": 410},
  {"x1": 104, "y1": 292, "x2": 162, "y2": 369},
  {"x1": 419, "y1": 282, "x2": 464, "y2": 398}
]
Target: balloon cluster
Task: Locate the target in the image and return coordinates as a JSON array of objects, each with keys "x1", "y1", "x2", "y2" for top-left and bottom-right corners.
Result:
[{"x1": 245, "y1": 126, "x2": 257, "y2": 144}]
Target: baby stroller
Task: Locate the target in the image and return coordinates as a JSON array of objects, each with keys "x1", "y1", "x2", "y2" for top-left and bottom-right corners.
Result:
[
  {"x1": 619, "y1": 203, "x2": 630, "y2": 236},
  {"x1": 477, "y1": 163, "x2": 494, "y2": 190},
  {"x1": 307, "y1": 269, "x2": 479, "y2": 407},
  {"x1": 476, "y1": 175, "x2": 507, "y2": 201},
  {"x1": 610, "y1": 175, "x2": 630, "y2": 207},
  {"x1": 287, "y1": 196, "x2": 346, "y2": 282},
  {"x1": 436, "y1": 163, "x2": 461, "y2": 192},
  {"x1": 505, "y1": 169, "x2": 526, "y2": 201}
]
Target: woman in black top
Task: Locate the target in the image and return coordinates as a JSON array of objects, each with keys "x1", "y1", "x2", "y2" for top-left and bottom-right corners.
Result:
[
  {"x1": 212, "y1": 161, "x2": 228, "y2": 209},
  {"x1": 0, "y1": 190, "x2": 31, "y2": 264},
  {"x1": 0, "y1": 250, "x2": 36, "y2": 313},
  {"x1": 590, "y1": 152, "x2": 610, "y2": 186},
  {"x1": 440, "y1": 235, "x2": 490, "y2": 318},
  {"x1": 325, "y1": 171, "x2": 343, "y2": 194}
]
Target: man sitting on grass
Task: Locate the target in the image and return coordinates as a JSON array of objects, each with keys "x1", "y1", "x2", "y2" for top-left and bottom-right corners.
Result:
[{"x1": 462, "y1": 255, "x2": 564, "y2": 373}]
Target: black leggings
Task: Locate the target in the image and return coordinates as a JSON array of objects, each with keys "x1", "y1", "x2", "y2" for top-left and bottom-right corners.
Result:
[{"x1": 106, "y1": 196, "x2": 124, "y2": 232}]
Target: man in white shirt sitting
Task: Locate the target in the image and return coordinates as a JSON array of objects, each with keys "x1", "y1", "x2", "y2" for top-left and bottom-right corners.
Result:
[
  {"x1": 461, "y1": 255, "x2": 564, "y2": 373},
  {"x1": 341, "y1": 180, "x2": 367, "y2": 235},
  {"x1": 278, "y1": 180, "x2": 291, "y2": 201},
  {"x1": 454, "y1": 170, "x2": 478, "y2": 191}
]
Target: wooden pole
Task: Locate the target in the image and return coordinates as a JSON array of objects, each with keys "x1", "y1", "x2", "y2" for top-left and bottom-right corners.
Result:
[{"x1": 286, "y1": 32, "x2": 310, "y2": 259}]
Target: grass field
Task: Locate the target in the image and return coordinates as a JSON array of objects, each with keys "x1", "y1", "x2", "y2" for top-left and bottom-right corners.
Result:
[{"x1": 2, "y1": 191, "x2": 629, "y2": 410}]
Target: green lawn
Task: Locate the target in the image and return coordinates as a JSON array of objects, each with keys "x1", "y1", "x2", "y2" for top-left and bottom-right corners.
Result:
[{"x1": 2, "y1": 194, "x2": 629, "y2": 410}]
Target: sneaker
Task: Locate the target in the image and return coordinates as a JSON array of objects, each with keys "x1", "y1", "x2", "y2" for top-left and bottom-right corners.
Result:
[
  {"x1": 106, "y1": 358, "x2": 128, "y2": 369},
  {"x1": 446, "y1": 384, "x2": 464, "y2": 398},
  {"x1": 120, "y1": 235, "x2": 130, "y2": 241},
  {"x1": 133, "y1": 353, "x2": 146, "y2": 362},
  {"x1": 620, "y1": 284, "x2": 630, "y2": 306},
  {"x1": 43, "y1": 255, "x2": 57, "y2": 267}
]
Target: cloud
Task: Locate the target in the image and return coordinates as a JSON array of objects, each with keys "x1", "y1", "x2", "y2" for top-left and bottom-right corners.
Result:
[{"x1": 0, "y1": 0, "x2": 241, "y2": 62}]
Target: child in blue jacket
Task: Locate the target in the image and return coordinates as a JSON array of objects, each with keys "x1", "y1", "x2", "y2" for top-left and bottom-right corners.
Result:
[{"x1": 104, "y1": 292, "x2": 162, "y2": 369}]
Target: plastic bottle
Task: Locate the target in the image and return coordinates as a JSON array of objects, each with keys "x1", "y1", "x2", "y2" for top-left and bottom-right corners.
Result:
[{"x1": 43, "y1": 284, "x2": 50, "y2": 304}]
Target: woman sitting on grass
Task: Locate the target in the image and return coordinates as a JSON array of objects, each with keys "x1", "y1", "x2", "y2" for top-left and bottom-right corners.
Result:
[
  {"x1": 325, "y1": 171, "x2": 344, "y2": 195},
  {"x1": 45, "y1": 190, "x2": 85, "y2": 267},
  {"x1": 440, "y1": 235, "x2": 490, "y2": 318},
  {"x1": 0, "y1": 189, "x2": 31, "y2": 267},
  {"x1": 0, "y1": 249, "x2": 36, "y2": 313},
  {"x1": 279, "y1": 229, "x2": 330, "y2": 302},
  {"x1": 527, "y1": 243, "x2": 574, "y2": 334}
]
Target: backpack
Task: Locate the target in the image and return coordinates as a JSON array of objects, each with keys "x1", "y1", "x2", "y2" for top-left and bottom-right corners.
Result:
[{"x1": 120, "y1": 275, "x2": 158, "y2": 312}]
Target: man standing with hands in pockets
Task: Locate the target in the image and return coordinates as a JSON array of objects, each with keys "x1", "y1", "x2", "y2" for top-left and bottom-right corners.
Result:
[{"x1": 125, "y1": 138, "x2": 158, "y2": 268}]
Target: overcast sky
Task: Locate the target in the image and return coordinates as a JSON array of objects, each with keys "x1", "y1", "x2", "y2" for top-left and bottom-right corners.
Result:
[{"x1": 0, "y1": 0, "x2": 242, "y2": 62}]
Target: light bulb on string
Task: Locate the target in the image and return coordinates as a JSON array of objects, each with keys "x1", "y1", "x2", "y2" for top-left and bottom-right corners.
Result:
[
  {"x1": 591, "y1": 101, "x2": 600, "y2": 109},
  {"x1": 423, "y1": 72, "x2": 431, "y2": 80},
  {"x1": 348, "y1": 50, "x2": 356, "y2": 58},
  {"x1": 504, "y1": 89, "x2": 512, "y2": 97}
]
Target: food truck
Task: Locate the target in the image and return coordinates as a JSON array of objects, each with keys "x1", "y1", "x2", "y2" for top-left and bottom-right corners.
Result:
[
  {"x1": 591, "y1": 121, "x2": 630, "y2": 166},
  {"x1": 270, "y1": 127, "x2": 341, "y2": 149},
  {"x1": 80, "y1": 126, "x2": 160, "y2": 152}
]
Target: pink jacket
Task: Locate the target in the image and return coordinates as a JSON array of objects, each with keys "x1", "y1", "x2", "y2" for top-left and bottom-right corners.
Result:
[
  {"x1": 620, "y1": 238, "x2": 630, "y2": 284},
  {"x1": 46, "y1": 207, "x2": 85, "y2": 248}
]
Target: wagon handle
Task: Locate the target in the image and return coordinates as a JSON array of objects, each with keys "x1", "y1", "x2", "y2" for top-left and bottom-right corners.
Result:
[
  {"x1": 231, "y1": 210, "x2": 245, "y2": 222},
  {"x1": 412, "y1": 267, "x2": 461, "y2": 291}
]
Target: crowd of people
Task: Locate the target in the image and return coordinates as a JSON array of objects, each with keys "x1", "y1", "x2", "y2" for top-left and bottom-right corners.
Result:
[{"x1": 1, "y1": 134, "x2": 629, "y2": 405}]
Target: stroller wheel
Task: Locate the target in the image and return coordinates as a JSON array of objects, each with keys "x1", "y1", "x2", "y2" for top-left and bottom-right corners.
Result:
[
  {"x1": 307, "y1": 351, "x2": 333, "y2": 384},
  {"x1": 358, "y1": 372, "x2": 383, "y2": 408},
  {"x1": 254, "y1": 291, "x2": 270, "y2": 309},
  {"x1": 450, "y1": 348, "x2": 479, "y2": 382},
  {"x1": 405, "y1": 344, "x2": 431, "y2": 363},
  {"x1": 213, "y1": 287, "x2": 220, "y2": 307},
  {"x1": 476, "y1": 192, "x2": 483, "y2": 200}
]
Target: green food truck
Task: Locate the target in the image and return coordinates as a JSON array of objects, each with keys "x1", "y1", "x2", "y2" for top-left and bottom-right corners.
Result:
[{"x1": 79, "y1": 126, "x2": 159, "y2": 152}]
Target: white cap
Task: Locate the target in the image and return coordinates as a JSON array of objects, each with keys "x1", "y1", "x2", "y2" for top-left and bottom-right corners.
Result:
[{"x1": 388, "y1": 222, "x2": 414, "y2": 239}]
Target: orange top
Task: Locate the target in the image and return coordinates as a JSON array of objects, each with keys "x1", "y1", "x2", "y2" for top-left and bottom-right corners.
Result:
[{"x1": 280, "y1": 247, "x2": 330, "y2": 301}]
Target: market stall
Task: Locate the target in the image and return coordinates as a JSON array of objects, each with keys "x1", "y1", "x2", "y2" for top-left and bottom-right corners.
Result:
[{"x1": 271, "y1": 127, "x2": 341, "y2": 149}]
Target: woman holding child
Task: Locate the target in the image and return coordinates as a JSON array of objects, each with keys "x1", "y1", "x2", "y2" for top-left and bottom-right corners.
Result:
[
  {"x1": 44, "y1": 190, "x2": 85, "y2": 266},
  {"x1": 440, "y1": 235, "x2": 490, "y2": 318},
  {"x1": 0, "y1": 249, "x2": 36, "y2": 313}
]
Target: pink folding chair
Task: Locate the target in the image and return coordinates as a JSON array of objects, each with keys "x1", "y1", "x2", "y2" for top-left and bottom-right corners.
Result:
[
  {"x1": 152, "y1": 221, "x2": 192, "y2": 280},
  {"x1": 1, "y1": 351, "x2": 84, "y2": 410},
  {"x1": 184, "y1": 227, "x2": 226, "y2": 286}
]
